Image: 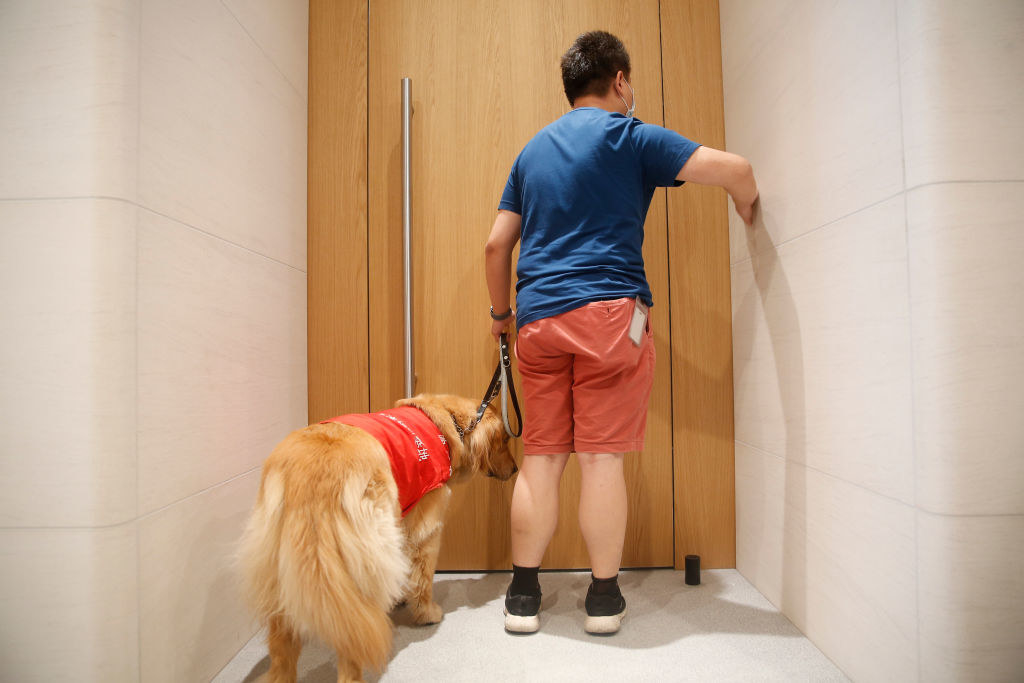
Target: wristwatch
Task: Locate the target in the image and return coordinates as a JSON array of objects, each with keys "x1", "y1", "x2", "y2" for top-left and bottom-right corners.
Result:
[{"x1": 490, "y1": 306, "x2": 513, "y2": 321}]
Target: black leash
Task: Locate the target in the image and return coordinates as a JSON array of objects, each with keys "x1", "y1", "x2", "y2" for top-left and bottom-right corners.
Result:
[{"x1": 472, "y1": 333, "x2": 522, "y2": 438}]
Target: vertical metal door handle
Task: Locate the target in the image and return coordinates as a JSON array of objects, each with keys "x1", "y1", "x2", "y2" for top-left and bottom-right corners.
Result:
[{"x1": 402, "y1": 77, "x2": 414, "y2": 398}]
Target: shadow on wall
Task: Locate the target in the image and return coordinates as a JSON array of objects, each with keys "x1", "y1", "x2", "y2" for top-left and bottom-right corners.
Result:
[
  {"x1": 185, "y1": 507, "x2": 257, "y2": 682},
  {"x1": 731, "y1": 199, "x2": 808, "y2": 631}
]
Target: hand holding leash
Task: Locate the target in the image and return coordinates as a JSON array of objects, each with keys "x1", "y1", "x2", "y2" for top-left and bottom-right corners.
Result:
[{"x1": 490, "y1": 306, "x2": 515, "y2": 340}]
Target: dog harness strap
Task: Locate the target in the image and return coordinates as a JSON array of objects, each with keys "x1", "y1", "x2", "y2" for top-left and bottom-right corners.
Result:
[{"x1": 321, "y1": 407, "x2": 452, "y2": 516}]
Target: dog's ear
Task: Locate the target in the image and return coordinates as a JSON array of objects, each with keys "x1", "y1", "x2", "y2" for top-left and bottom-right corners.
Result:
[
  {"x1": 467, "y1": 411, "x2": 497, "y2": 473},
  {"x1": 467, "y1": 403, "x2": 515, "y2": 478}
]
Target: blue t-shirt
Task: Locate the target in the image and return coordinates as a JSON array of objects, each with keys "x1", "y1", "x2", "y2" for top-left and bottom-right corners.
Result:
[{"x1": 499, "y1": 107, "x2": 700, "y2": 328}]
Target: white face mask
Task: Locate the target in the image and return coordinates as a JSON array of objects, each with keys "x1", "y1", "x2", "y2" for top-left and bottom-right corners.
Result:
[{"x1": 618, "y1": 80, "x2": 637, "y2": 118}]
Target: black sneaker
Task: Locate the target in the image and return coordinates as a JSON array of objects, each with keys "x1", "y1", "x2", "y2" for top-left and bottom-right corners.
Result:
[
  {"x1": 584, "y1": 583, "x2": 626, "y2": 634},
  {"x1": 504, "y1": 586, "x2": 541, "y2": 633}
]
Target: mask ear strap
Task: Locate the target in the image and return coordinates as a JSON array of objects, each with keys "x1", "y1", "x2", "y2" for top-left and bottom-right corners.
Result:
[{"x1": 615, "y1": 73, "x2": 636, "y2": 118}]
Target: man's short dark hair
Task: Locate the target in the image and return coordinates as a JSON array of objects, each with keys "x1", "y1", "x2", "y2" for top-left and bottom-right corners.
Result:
[{"x1": 560, "y1": 31, "x2": 631, "y2": 105}]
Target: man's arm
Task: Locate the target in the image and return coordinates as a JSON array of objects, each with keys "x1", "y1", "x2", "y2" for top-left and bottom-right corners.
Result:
[
  {"x1": 484, "y1": 210, "x2": 522, "y2": 339},
  {"x1": 676, "y1": 146, "x2": 759, "y2": 226}
]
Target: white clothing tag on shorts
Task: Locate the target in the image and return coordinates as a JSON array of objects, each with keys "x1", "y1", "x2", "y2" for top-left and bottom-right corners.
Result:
[{"x1": 628, "y1": 297, "x2": 649, "y2": 346}]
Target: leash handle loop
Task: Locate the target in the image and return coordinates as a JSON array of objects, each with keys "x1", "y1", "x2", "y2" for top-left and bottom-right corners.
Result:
[
  {"x1": 473, "y1": 333, "x2": 522, "y2": 438},
  {"x1": 498, "y1": 334, "x2": 522, "y2": 437}
]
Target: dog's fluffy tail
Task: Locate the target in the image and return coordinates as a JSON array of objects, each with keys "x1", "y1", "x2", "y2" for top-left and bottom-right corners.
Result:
[{"x1": 238, "y1": 431, "x2": 410, "y2": 673}]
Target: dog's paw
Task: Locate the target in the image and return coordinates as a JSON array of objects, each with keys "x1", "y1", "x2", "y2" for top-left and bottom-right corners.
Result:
[{"x1": 411, "y1": 601, "x2": 444, "y2": 625}]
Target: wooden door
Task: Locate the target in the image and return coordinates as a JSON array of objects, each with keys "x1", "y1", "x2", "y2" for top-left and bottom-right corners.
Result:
[
  {"x1": 367, "y1": 0, "x2": 674, "y2": 569},
  {"x1": 661, "y1": 0, "x2": 736, "y2": 570}
]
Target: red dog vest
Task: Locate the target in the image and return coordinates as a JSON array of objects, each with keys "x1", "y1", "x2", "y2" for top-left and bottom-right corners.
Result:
[{"x1": 321, "y1": 406, "x2": 452, "y2": 516}]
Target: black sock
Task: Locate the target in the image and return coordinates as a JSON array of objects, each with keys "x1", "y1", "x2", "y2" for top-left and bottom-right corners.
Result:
[
  {"x1": 590, "y1": 573, "x2": 620, "y2": 596},
  {"x1": 510, "y1": 564, "x2": 541, "y2": 596}
]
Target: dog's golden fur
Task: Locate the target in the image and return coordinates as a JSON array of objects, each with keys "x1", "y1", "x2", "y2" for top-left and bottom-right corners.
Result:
[{"x1": 238, "y1": 394, "x2": 516, "y2": 683}]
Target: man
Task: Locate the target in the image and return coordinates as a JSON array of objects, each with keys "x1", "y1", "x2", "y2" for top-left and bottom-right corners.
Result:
[{"x1": 485, "y1": 30, "x2": 757, "y2": 635}]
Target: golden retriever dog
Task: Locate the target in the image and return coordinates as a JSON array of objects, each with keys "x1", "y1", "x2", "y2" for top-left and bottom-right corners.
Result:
[{"x1": 238, "y1": 393, "x2": 516, "y2": 683}]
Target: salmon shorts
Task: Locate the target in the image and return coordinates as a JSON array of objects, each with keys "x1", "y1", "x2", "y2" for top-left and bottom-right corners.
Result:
[{"x1": 514, "y1": 297, "x2": 656, "y2": 455}]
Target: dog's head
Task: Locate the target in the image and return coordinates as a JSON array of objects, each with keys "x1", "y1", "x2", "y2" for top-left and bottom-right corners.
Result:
[{"x1": 396, "y1": 393, "x2": 518, "y2": 482}]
